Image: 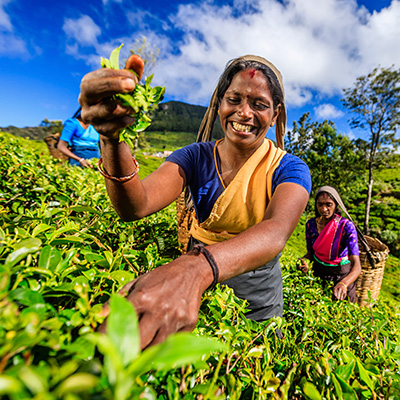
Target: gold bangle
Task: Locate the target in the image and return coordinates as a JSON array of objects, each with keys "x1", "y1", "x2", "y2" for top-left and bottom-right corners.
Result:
[
  {"x1": 97, "y1": 157, "x2": 139, "y2": 182},
  {"x1": 337, "y1": 282, "x2": 347, "y2": 290}
]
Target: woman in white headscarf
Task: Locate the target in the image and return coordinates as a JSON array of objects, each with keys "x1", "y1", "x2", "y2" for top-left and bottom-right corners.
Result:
[
  {"x1": 79, "y1": 53, "x2": 311, "y2": 348},
  {"x1": 298, "y1": 186, "x2": 361, "y2": 302}
]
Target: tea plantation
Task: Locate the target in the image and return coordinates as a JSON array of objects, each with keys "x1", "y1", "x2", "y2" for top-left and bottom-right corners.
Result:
[{"x1": 1, "y1": 131, "x2": 400, "y2": 399}]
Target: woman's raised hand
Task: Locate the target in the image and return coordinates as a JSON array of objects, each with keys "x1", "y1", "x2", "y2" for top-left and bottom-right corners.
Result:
[{"x1": 78, "y1": 55, "x2": 145, "y2": 138}]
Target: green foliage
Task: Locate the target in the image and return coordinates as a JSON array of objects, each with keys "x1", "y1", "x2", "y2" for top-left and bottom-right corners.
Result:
[
  {"x1": 341, "y1": 65, "x2": 400, "y2": 233},
  {"x1": 1, "y1": 132, "x2": 400, "y2": 398},
  {"x1": 286, "y1": 113, "x2": 366, "y2": 208},
  {"x1": 285, "y1": 112, "x2": 400, "y2": 257},
  {"x1": 101, "y1": 44, "x2": 165, "y2": 149},
  {"x1": 0, "y1": 123, "x2": 61, "y2": 141},
  {"x1": 147, "y1": 100, "x2": 224, "y2": 138}
]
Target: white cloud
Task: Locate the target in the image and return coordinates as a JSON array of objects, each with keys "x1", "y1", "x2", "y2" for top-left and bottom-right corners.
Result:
[
  {"x1": 0, "y1": 0, "x2": 12, "y2": 31},
  {"x1": 63, "y1": 15, "x2": 101, "y2": 48},
  {"x1": 0, "y1": 0, "x2": 29, "y2": 56},
  {"x1": 0, "y1": 32, "x2": 27, "y2": 55},
  {"x1": 146, "y1": 0, "x2": 400, "y2": 108},
  {"x1": 102, "y1": 0, "x2": 122, "y2": 5},
  {"x1": 126, "y1": 9, "x2": 155, "y2": 31},
  {"x1": 64, "y1": 0, "x2": 400, "y2": 111},
  {"x1": 314, "y1": 103, "x2": 344, "y2": 119}
]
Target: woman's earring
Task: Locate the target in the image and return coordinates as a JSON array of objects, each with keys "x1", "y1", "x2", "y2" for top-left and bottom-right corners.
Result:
[{"x1": 270, "y1": 122, "x2": 275, "y2": 127}]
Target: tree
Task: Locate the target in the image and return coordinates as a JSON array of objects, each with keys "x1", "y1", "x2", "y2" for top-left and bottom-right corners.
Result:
[
  {"x1": 40, "y1": 118, "x2": 63, "y2": 131},
  {"x1": 126, "y1": 36, "x2": 160, "y2": 78},
  {"x1": 341, "y1": 66, "x2": 400, "y2": 234},
  {"x1": 285, "y1": 113, "x2": 366, "y2": 205}
]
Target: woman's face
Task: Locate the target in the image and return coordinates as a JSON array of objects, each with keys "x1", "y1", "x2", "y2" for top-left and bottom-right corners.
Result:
[
  {"x1": 316, "y1": 193, "x2": 336, "y2": 220},
  {"x1": 219, "y1": 69, "x2": 280, "y2": 150}
]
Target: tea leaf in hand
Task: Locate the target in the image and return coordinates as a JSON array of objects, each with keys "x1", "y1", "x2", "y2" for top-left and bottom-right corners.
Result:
[{"x1": 100, "y1": 44, "x2": 165, "y2": 148}]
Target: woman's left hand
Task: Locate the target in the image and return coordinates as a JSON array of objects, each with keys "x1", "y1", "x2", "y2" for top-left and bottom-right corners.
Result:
[
  {"x1": 333, "y1": 282, "x2": 347, "y2": 300},
  {"x1": 79, "y1": 158, "x2": 92, "y2": 168}
]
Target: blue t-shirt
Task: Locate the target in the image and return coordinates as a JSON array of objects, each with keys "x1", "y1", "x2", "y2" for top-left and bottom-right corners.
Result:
[
  {"x1": 60, "y1": 118, "x2": 99, "y2": 149},
  {"x1": 166, "y1": 140, "x2": 312, "y2": 223}
]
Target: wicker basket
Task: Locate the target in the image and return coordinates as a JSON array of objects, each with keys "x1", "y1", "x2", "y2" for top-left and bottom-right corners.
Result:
[
  {"x1": 356, "y1": 235, "x2": 389, "y2": 306},
  {"x1": 176, "y1": 191, "x2": 194, "y2": 254},
  {"x1": 44, "y1": 133, "x2": 68, "y2": 161}
]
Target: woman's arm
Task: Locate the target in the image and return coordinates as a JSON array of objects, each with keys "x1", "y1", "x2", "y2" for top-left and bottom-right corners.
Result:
[
  {"x1": 57, "y1": 139, "x2": 92, "y2": 168},
  {"x1": 119, "y1": 182, "x2": 309, "y2": 349},
  {"x1": 79, "y1": 57, "x2": 187, "y2": 220},
  {"x1": 298, "y1": 220, "x2": 313, "y2": 273},
  {"x1": 98, "y1": 138, "x2": 187, "y2": 220},
  {"x1": 333, "y1": 254, "x2": 361, "y2": 300}
]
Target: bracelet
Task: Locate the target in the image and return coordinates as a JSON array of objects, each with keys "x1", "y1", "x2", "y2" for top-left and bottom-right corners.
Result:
[
  {"x1": 97, "y1": 157, "x2": 139, "y2": 182},
  {"x1": 78, "y1": 158, "x2": 85, "y2": 163},
  {"x1": 336, "y1": 281, "x2": 348, "y2": 290},
  {"x1": 192, "y1": 244, "x2": 219, "y2": 291}
]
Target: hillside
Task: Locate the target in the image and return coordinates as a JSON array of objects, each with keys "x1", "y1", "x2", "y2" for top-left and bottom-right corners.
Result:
[
  {"x1": 147, "y1": 100, "x2": 224, "y2": 139},
  {"x1": 0, "y1": 101, "x2": 223, "y2": 141}
]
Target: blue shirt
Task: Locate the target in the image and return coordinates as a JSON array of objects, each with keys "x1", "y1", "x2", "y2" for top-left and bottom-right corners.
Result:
[
  {"x1": 166, "y1": 141, "x2": 312, "y2": 223},
  {"x1": 60, "y1": 118, "x2": 99, "y2": 149}
]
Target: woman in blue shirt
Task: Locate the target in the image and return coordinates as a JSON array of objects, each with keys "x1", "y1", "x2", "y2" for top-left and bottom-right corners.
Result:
[
  {"x1": 79, "y1": 54, "x2": 311, "y2": 349},
  {"x1": 57, "y1": 108, "x2": 100, "y2": 167}
]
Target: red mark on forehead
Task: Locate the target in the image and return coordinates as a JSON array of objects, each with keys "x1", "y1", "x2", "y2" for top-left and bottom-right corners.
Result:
[{"x1": 248, "y1": 69, "x2": 256, "y2": 78}]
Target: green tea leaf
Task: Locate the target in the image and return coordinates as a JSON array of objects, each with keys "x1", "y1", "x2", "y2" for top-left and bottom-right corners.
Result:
[
  {"x1": 38, "y1": 245, "x2": 62, "y2": 271},
  {"x1": 107, "y1": 294, "x2": 140, "y2": 367},
  {"x1": 109, "y1": 44, "x2": 123, "y2": 69},
  {"x1": 55, "y1": 373, "x2": 98, "y2": 396},
  {"x1": 356, "y1": 359, "x2": 375, "y2": 391},
  {"x1": 5, "y1": 238, "x2": 42, "y2": 267},
  {"x1": 8, "y1": 288, "x2": 45, "y2": 306},
  {"x1": 302, "y1": 381, "x2": 322, "y2": 400},
  {"x1": 0, "y1": 376, "x2": 23, "y2": 395},
  {"x1": 31, "y1": 223, "x2": 52, "y2": 237},
  {"x1": 128, "y1": 332, "x2": 226, "y2": 377},
  {"x1": 100, "y1": 44, "x2": 165, "y2": 148},
  {"x1": 333, "y1": 372, "x2": 358, "y2": 400},
  {"x1": 335, "y1": 359, "x2": 355, "y2": 381}
]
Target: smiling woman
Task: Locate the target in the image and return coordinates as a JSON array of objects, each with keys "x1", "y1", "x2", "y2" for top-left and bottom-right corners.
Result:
[
  {"x1": 298, "y1": 186, "x2": 362, "y2": 302},
  {"x1": 79, "y1": 53, "x2": 312, "y2": 348}
]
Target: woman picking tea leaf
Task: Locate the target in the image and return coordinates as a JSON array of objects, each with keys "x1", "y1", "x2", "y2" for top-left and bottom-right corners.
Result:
[
  {"x1": 79, "y1": 52, "x2": 311, "y2": 349},
  {"x1": 298, "y1": 186, "x2": 361, "y2": 302},
  {"x1": 57, "y1": 107, "x2": 100, "y2": 168}
]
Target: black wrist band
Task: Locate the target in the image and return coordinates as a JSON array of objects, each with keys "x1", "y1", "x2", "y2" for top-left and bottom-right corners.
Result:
[{"x1": 192, "y1": 244, "x2": 219, "y2": 291}]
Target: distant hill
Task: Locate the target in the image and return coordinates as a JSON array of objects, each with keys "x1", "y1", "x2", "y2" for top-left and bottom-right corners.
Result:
[
  {"x1": 0, "y1": 125, "x2": 58, "y2": 141},
  {"x1": 0, "y1": 101, "x2": 224, "y2": 141},
  {"x1": 148, "y1": 101, "x2": 224, "y2": 139}
]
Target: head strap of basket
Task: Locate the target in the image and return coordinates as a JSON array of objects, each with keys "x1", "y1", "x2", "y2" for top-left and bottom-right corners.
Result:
[{"x1": 315, "y1": 185, "x2": 375, "y2": 265}]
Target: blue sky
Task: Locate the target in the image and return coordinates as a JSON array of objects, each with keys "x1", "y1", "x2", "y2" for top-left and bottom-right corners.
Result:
[{"x1": 0, "y1": 0, "x2": 399, "y2": 140}]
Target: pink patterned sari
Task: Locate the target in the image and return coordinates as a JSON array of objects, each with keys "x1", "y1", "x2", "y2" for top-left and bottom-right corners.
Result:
[{"x1": 313, "y1": 215, "x2": 350, "y2": 266}]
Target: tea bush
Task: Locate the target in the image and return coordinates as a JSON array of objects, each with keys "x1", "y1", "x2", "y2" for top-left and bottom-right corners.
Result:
[{"x1": 1, "y1": 132, "x2": 400, "y2": 399}]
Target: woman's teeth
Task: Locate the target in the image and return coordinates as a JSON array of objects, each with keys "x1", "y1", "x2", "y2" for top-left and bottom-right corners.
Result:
[{"x1": 232, "y1": 121, "x2": 251, "y2": 132}]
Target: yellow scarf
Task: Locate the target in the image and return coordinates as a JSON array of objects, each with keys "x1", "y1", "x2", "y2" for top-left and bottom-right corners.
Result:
[{"x1": 190, "y1": 138, "x2": 286, "y2": 244}]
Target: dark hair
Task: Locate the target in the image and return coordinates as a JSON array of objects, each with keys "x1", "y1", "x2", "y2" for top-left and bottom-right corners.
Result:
[
  {"x1": 216, "y1": 60, "x2": 284, "y2": 110},
  {"x1": 314, "y1": 191, "x2": 342, "y2": 217}
]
